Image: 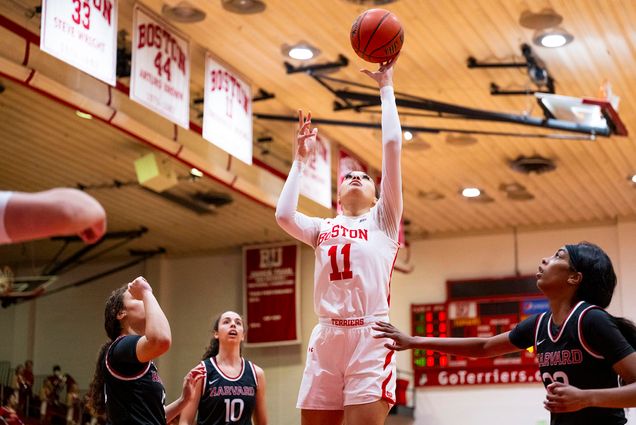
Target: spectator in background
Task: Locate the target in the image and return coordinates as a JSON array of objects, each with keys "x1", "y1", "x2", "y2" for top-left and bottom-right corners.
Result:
[
  {"x1": 40, "y1": 365, "x2": 65, "y2": 423},
  {"x1": 1, "y1": 392, "x2": 24, "y2": 425},
  {"x1": 64, "y1": 374, "x2": 80, "y2": 425}
]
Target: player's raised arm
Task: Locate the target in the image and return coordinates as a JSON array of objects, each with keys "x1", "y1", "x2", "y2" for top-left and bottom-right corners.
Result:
[{"x1": 275, "y1": 110, "x2": 321, "y2": 247}]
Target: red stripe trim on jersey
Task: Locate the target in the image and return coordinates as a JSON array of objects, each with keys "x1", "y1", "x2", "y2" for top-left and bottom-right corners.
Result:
[
  {"x1": 248, "y1": 361, "x2": 258, "y2": 387},
  {"x1": 578, "y1": 305, "x2": 605, "y2": 359},
  {"x1": 211, "y1": 357, "x2": 244, "y2": 381},
  {"x1": 548, "y1": 301, "x2": 584, "y2": 343},
  {"x1": 386, "y1": 249, "x2": 400, "y2": 306},
  {"x1": 105, "y1": 336, "x2": 151, "y2": 381},
  {"x1": 534, "y1": 313, "x2": 546, "y2": 352}
]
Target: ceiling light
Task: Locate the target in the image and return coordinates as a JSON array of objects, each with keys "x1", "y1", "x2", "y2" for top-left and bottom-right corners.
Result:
[
  {"x1": 533, "y1": 28, "x2": 573, "y2": 48},
  {"x1": 221, "y1": 0, "x2": 266, "y2": 14},
  {"x1": 162, "y1": 2, "x2": 206, "y2": 23},
  {"x1": 461, "y1": 187, "x2": 481, "y2": 198},
  {"x1": 282, "y1": 43, "x2": 320, "y2": 61},
  {"x1": 446, "y1": 134, "x2": 478, "y2": 147},
  {"x1": 519, "y1": 8, "x2": 563, "y2": 30},
  {"x1": 629, "y1": 174, "x2": 636, "y2": 184},
  {"x1": 190, "y1": 168, "x2": 203, "y2": 178},
  {"x1": 403, "y1": 131, "x2": 413, "y2": 141},
  {"x1": 75, "y1": 110, "x2": 93, "y2": 119},
  {"x1": 417, "y1": 190, "x2": 444, "y2": 201}
]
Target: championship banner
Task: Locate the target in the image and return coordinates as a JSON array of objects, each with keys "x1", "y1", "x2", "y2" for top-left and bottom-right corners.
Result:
[
  {"x1": 337, "y1": 147, "x2": 368, "y2": 213},
  {"x1": 130, "y1": 4, "x2": 190, "y2": 128},
  {"x1": 243, "y1": 243, "x2": 300, "y2": 346},
  {"x1": 300, "y1": 134, "x2": 331, "y2": 208},
  {"x1": 202, "y1": 53, "x2": 252, "y2": 164},
  {"x1": 40, "y1": 0, "x2": 118, "y2": 85}
]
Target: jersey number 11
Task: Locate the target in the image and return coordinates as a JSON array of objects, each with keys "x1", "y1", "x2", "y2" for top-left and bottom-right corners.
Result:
[{"x1": 328, "y1": 244, "x2": 353, "y2": 281}]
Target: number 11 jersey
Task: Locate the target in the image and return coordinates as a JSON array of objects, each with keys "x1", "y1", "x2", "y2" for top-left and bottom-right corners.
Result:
[{"x1": 313, "y1": 206, "x2": 399, "y2": 319}]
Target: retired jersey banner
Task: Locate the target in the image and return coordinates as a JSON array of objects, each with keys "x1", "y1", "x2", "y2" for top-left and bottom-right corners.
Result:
[
  {"x1": 131, "y1": 3, "x2": 190, "y2": 128},
  {"x1": 243, "y1": 243, "x2": 300, "y2": 346},
  {"x1": 337, "y1": 147, "x2": 368, "y2": 213},
  {"x1": 40, "y1": 0, "x2": 118, "y2": 85},
  {"x1": 203, "y1": 53, "x2": 252, "y2": 164},
  {"x1": 300, "y1": 134, "x2": 331, "y2": 209}
]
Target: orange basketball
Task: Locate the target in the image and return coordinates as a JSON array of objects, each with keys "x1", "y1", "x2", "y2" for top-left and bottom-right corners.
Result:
[{"x1": 350, "y1": 9, "x2": 404, "y2": 63}]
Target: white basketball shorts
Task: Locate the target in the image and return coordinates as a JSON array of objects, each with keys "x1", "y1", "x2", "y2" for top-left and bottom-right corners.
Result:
[{"x1": 296, "y1": 315, "x2": 396, "y2": 410}]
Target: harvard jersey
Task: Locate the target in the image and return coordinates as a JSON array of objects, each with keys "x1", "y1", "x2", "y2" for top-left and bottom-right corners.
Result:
[
  {"x1": 313, "y1": 207, "x2": 399, "y2": 318},
  {"x1": 511, "y1": 301, "x2": 631, "y2": 425},
  {"x1": 197, "y1": 357, "x2": 258, "y2": 425},
  {"x1": 104, "y1": 335, "x2": 166, "y2": 425}
]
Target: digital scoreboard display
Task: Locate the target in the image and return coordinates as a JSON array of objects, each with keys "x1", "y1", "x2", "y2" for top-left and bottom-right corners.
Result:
[{"x1": 412, "y1": 276, "x2": 549, "y2": 387}]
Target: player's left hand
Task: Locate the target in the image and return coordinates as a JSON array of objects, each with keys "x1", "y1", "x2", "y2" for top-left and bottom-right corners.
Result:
[
  {"x1": 543, "y1": 381, "x2": 591, "y2": 413},
  {"x1": 360, "y1": 53, "x2": 399, "y2": 88},
  {"x1": 181, "y1": 366, "x2": 206, "y2": 402}
]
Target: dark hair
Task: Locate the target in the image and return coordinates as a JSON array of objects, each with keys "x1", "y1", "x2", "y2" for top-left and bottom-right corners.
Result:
[
  {"x1": 87, "y1": 286, "x2": 127, "y2": 416},
  {"x1": 201, "y1": 311, "x2": 244, "y2": 359},
  {"x1": 566, "y1": 242, "x2": 636, "y2": 348},
  {"x1": 52, "y1": 365, "x2": 61, "y2": 373}
]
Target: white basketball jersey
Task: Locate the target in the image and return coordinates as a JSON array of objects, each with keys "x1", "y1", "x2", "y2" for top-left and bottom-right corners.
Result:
[{"x1": 313, "y1": 206, "x2": 399, "y2": 318}]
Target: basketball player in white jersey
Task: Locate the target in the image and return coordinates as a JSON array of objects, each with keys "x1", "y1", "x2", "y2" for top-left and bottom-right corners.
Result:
[
  {"x1": 0, "y1": 188, "x2": 106, "y2": 245},
  {"x1": 276, "y1": 58, "x2": 402, "y2": 425}
]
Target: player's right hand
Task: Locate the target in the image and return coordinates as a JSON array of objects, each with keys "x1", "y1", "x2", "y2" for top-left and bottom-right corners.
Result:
[
  {"x1": 128, "y1": 276, "x2": 152, "y2": 299},
  {"x1": 295, "y1": 109, "x2": 318, "y2": 163},
  {"x1": 372, "y1": 321, "x2": 413, "y2": 351}
]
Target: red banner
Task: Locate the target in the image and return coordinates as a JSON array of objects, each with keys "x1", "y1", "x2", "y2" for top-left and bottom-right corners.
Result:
[{"x1": 243, "y1": 243, "x2": 300, "y2": 346}]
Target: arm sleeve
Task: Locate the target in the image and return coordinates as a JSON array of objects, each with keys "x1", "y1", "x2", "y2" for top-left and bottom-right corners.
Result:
[
  {"x1": 581, "y1": 309, "x2": 635, "y2": 365},
  {"x1": 509, "y1": 314, "x2": 540, "y2": 349},
  {"x1": 275, "y1": 160, "x2": 322, "y2": 248},
  {"x1": 107, "y1": 335, "x2": 148, "y2": 376},
  {"x1": 374, "y1": 86, "x2": 403, "y2": 241},
  {"x1": 0, "y1": 191, "x2": 13, "y2": 244}
]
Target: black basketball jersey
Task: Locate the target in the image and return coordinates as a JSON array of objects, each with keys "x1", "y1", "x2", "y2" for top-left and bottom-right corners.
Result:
[
  {"x1": 104, "y1": 335, "x2": 166, "y2": 425},
  {"x1": 511, "y1": 301, "x2": 630, "y2": 425},
  {"x1": 196, "y1": 357, "x2": 258, "y2": 425}
]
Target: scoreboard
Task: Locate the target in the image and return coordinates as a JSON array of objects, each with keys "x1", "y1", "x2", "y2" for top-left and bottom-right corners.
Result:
[{"x1": 412, "y1": 275, "x2": 549, "y2": 387}]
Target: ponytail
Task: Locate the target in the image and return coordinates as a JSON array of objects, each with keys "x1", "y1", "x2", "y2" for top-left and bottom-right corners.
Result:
[
  {"x1": 87, "y1": 286, "x2": 127, "y2": 416},
  {"x1": 615, "y1": 316, "x2": 636, "y2": 349}
]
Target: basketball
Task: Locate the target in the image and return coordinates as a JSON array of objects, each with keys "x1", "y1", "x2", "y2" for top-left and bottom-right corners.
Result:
[{"x1": 350, "y1": 9, "x2": 404, "y2": 63}]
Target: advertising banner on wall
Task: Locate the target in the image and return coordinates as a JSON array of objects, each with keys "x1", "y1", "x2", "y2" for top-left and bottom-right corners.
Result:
[
  {"x1": 243, "y1": 243, "x2": 300, "y2": 346},
  {"x1": 130, "y1": 3, "x2": 190, "y2": 128},
  {"x1": 40, "y1": 0, "x2": 118, "y2": 85},
  {"x1": 202, "y1": 53, "x2": 252, "y2": 164}
]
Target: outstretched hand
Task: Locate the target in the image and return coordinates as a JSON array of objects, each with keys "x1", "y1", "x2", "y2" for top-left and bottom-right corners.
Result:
[
  {"x1": 372, "y1": 321, "x2": 413, "y2": 351},
  {"x1": 543, "y1": 381, "x2": 591, "y2": 413},
  {"x1": 360, "y1": 54, "x2": 398, "y2": 88},
  {"x1": 294, "y1": 109, "x2": 318, "y2": 163},
  {"x1": 181, "y1": 367, "x2": 206, "y2": 402}
]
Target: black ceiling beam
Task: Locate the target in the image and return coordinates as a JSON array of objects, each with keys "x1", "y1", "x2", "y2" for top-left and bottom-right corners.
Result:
[
  {"x1": 284, "y1": 54, "x2": 349, "y2": 75},
  {"x1": 254, "y1": 113, "x2": 595, "y2": 141}
]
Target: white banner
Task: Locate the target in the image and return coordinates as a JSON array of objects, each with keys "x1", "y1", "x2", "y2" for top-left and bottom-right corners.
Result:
[
  {"x1": 203, "y1": 53, "x2": 252, "y2": 164},
  {"x1": 40, "y1": 0, "x2": 118, "y2": 85},
  {"x1": 130, "y1": 4, "x2": 190, "y2": 129},
  {"x1": 300, "y1": 135, "x2": 332, "y2": 208}
]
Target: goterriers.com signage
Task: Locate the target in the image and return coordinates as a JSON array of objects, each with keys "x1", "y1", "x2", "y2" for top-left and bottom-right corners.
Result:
[
  {"x1": 243, "y1": 243, "x2": 300, "y2": 346},
  {"x1": 131, "y1": 3, "x2": 190, "y2": 128},
  {"x1": 415, "y1": 366, "x2": 542, "y2": 387},
  {"x1": 203, "y1": 54, "x2": 252, "y2": 165},
  {"x1": 40, "y1": 0, "x2": 118, "y2": 85}
]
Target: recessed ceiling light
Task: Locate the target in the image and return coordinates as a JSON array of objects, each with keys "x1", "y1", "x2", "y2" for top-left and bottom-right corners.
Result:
[
  {"x1": 282, "y1": 42, "x2": 320, "y2": 61},
  {"x1": 75, "y1": 110, "x2": 93, "y2": 120},
  {"x1": 533, "y1": 28, "x2": 574, "y2": 48},
  {"x1": 190, "y1": 168, "x2": 203, "y2": 178},
  {"x1": 403, "y1": 131, "x2": 413, "y2": 141},
  {"x1": 461, "y1": 187, "x2": 481, "y2": 198},
  {"x1": 162, "y1": 2, "x2": 206, "y2": 23},
  {"x1": 221, "y1": 0, "x2": 266, "y2": 14},
  {"x1": 446, "y1": 134, "x2": 478, "y2": 147},
  {"x1": 629, "y1": 174, "x2": 636, "y2": 184}
]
